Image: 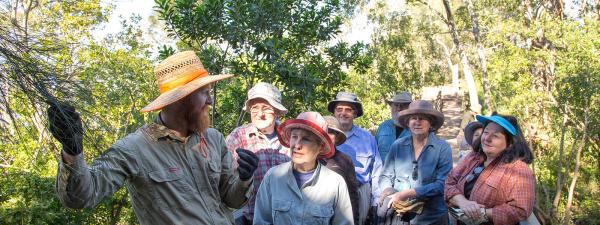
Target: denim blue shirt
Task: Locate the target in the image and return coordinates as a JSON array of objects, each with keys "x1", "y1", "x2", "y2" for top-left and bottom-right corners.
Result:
[
  {"x1": 337, "y1": 125, "x2": 383, "y2": 203},
  {"x1": 379, "y1": 132, "x2": 453, "y2": 224},
  {"x1": 253, "y1": 162, "x2": 353, "y2": 225},
  {"x1": 375, "y1": 119, "x2": 410, "y2": 161}
]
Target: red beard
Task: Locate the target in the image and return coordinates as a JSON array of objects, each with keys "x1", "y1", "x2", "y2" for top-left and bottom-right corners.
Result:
[{"x1": 185, "y1": 103, "x2": 211, "y2": 135}]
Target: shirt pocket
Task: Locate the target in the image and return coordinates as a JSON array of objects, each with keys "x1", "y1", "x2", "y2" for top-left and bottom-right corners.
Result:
[
  {"x1": 148, "y1": 168, "x2": 193, "y2": 209},
  {"x1": 355, "y1": 151, "x2": 373, "y2": 170},
  {"x1": 482, "y1": 176, "x2": 504, "y2": 205},
  {"x1": 207, "y1": 151, "x2": 222, "y2": 184},
  {"x1": 273, "y1": 200, "x2": 293, "y2": 224},
  {"x1": 306, "y1": 203, "x2": 334, "y2": 225}
]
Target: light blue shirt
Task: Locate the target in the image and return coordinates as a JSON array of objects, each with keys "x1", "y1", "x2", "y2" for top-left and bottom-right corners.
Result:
[
  {"x1": 253, "y1": 162, "x2": 353, "y2": 225},
  {"x1": 379, "y1": 132, "x2": 453, "y2": 224},
  {"x1": 337, "y1": 125, "x2": 383, "y2": 202},
  {"x1": 375, "y1": 119, "x2": 410, "y2": 161}
]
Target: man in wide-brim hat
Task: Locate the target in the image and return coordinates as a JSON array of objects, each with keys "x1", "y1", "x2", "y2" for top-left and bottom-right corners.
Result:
[
  {"x1": 48, "y1": 51, "x2": 259, "y2": 225},
  {"x1": 376, "y1": 91, "x2": 413, "y2": 162},
  {"x1": 327, "y1": 91, "x2": 383, "y2": 225}
]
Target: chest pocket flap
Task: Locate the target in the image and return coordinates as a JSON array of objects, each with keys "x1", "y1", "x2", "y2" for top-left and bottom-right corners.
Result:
[
  {"x1": 273, "y1": 200, "x2": 291, "y2": 212},
  {"x1": 308, "y1": 204, "x2": 334, "y2": 218},
  {"x1": 149, "y1": 168, "x2": 184, "y2": 182}
]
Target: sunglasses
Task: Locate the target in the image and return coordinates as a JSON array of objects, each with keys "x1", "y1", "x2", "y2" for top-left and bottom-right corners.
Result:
[
  {"x1": 412, "y1": 160, "x2": 418, "y2": 180},
  {"x1": 465, "y1": 165, "x2": 484, "y2": 183}
]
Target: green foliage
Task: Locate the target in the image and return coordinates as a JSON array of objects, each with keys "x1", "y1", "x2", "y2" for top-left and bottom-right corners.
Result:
[{"x1": 154, "y1": 0, "x2": 370, "y2": 131}]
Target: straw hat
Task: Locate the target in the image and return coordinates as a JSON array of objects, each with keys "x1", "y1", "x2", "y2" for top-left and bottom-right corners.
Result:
[
  {"x1": 397, "y1": 100, "x2": 445, "y2": 131},
  {"x1": 141, "y1": 51, "x2": 234, "y2": 112},
  {"x1": 323, "y1": 115, "x2": 347, "y2": 146},
  {"x1": 277, "y1": 112, "x2": 335, "y2": 159}
]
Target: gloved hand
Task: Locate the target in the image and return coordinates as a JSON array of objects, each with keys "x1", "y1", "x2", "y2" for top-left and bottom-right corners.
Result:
[
  {"x1": 236, "y1": 148, "x2": 258, "y2": 181},
  {"x1": 47, "y1": 101, "x2": 83, "y2": 155}
]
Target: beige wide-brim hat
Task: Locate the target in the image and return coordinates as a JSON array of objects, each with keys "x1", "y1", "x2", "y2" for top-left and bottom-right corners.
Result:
[
  {"x1": 397, "y1": 100, "x2": 445, "y2": 131},
  {"x1": 141, "y1": 51, "x2": 234, "y2": 112}
]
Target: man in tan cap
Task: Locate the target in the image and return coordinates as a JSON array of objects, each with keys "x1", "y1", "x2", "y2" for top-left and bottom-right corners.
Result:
[
  {"x1": 225, "y1": 82, "x2": 290, "y2": 225},
  {"x1": 47, "y1": 51, "x2": 259, "y2": 225},
  {"x1": 376, "y1": 91, "x2": 412, "y2": 161}
]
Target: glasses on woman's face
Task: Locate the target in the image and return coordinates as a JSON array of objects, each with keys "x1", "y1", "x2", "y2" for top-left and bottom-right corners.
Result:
[
  {"x1": 412, "y1": 160, "x2": 418, "y2": 180},
  {"x1": 465, "y1": 166, "x2": 484, "y2": 183},
  {"x1": 249, "y1": 105, "x2": 275, "y2": 115}
]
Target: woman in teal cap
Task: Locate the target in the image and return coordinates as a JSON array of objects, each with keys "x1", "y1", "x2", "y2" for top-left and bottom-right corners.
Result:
[{"x1": 445, "y1": 113, "x2": 535, "y2": 225}]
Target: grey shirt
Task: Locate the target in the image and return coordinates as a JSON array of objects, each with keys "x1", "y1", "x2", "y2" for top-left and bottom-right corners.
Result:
[
  {"x1": 56, "y1": 122, "x2": 252, "y2": 225},
  {"x1": 253, "y1": 162, "x2": 353, "y2": 225}
]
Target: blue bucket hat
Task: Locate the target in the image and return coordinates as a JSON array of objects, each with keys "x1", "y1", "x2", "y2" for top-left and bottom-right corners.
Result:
[{"x1": 476, "y1": 115, "x2": 517, "y2": 136}]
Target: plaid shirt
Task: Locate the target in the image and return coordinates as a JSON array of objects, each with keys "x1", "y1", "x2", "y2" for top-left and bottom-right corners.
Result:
[
  {"x1": 225, "y1": 123, "x2": 290, "y2": 221},
  {"x1": 445, "y1": 152, "x2": 535, "y2": 225}
]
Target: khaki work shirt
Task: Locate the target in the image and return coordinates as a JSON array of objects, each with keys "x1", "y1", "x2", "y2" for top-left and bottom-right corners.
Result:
[{"x1": 56, "y1": 122, "x2": 252, "y2": 225}]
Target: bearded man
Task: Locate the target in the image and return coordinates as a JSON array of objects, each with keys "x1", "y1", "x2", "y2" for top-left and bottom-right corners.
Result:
[
  {"x1": 48, "y1": 51, "x2": 259, "y2": 225},
  {"x1": 375, "y1": 92, "x2": 412, "y2": 161}
]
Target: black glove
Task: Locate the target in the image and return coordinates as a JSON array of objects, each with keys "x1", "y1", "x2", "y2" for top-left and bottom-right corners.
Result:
[
  {"x1": 47, "y1": 101, "x2": 83, "y2": 155},
  {"x1": 236, "y1": 148, "x2": 258, "y2": 181}
]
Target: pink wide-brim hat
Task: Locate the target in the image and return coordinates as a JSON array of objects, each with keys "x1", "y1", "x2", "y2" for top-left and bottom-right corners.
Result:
[{"x1": 277, "y1": 111, "x2": 335, "y2": 159}]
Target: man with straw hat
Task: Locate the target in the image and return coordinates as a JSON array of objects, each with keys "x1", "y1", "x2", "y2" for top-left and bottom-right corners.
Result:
[
  {"x1": 226, "y1": 82, "x2": 291, "y2": 225},
  {"x1": 328, "y1": 91, "x2": 383, "y2": 225},
  {"x1": 376, "y1": 91, "x2": 413, "y2": 161},
  {"x1": 47, "y1": 51, "x2": 259, "y2": 224}
]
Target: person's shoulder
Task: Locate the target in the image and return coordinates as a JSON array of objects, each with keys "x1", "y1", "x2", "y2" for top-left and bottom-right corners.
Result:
[
  {"x1": 506, "y1": 159, "x2": 533, "y2": 175},
  {"x1": 230, "y1": 123, "x2": 253, "y2": 134},
  {"x1": 268, "y1": 161, "x2": 291, "y2": 176},
  {"x1": 376, "y1": 119, "x2": 394, "y2": 129},
  {"x1": 320, "y1": 164, "x2": 346, "y2": 183},
  {"x1": 204, "y1": 127, "x2": 224, "y2": 136},
  {"x1": 430, "y1": 133, "x2": 451, "y2": 149},
  {"x1": 113, "y1": 125, "x2": 152, "y2": 151}
]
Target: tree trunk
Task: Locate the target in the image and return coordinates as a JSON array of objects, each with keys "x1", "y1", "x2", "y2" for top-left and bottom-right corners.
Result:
[
  {"x1": 552, "y1": 104, "x2": 568, "y2": 216},
  {"x1": 442, "y1": 0, "x2": 481, "y2": 113},
  {"x1": 464, "y1": 0, "x2": 492, "y2": 112},
  {"x1": 563, "y1": 107, "x2": 590, "y2": 224},
  {"x1": 436, "y1": 38, "x2": 459, "y2": 90}
]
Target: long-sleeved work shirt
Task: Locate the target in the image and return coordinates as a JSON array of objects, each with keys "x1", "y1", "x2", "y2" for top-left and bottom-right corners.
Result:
[
  {"x1": 56, "y1": 122, "x2": 252, "y2": 225},
  {"x1": 375, "y1": 119, "x2": 410, "y2": 161},
  {"x1": 379, "y1": 132, "x2": 453, "y2": 224},
  {"x1": 445, "y1": 152, "x2": 535, "y2": 225},
  {"x1": 336, "y1": 124, "x2": 383, "y2": 204},
  {"x1": 253, "y1": 162, "x2": 353, "y2": 225}
]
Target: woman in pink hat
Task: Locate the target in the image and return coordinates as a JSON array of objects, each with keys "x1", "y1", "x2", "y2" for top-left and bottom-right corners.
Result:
[{"x1": 253, "y1": 112, "x2": 353, "y2": 225}]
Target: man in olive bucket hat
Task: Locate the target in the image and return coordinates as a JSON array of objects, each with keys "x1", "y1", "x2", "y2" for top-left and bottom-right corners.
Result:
[
  {"x1": 376, "y1": 91, "x2": 413, "y2": 161},
  {"x1": 226, "y1": 82, "x2": 291, "y2": 225},
  {"x1": 48, "y1": 51, "x2": 259, "y2": 225},
  {"x1": 328, "y1": 91, "x2": 383, "y2": 225}
]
